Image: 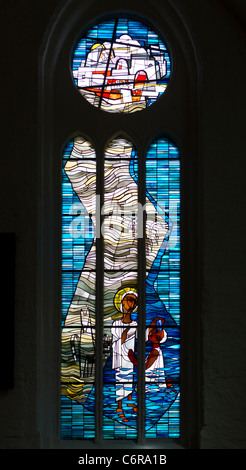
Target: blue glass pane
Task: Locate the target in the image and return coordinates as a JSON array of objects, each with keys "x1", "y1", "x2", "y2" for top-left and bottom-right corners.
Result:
[
  {"x1": 61, "y1": 137, "x2": 96, "y2": 439},
  {"x1": 145, "y1": 137, "x2": 180, "y2": 438}
]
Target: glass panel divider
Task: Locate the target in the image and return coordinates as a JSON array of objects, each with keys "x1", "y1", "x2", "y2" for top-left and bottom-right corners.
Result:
[
  {"x1": 137, "y1": 147, "x2": 146, "y2": 444},
  {"x1": 95, "y1": 146, "x2": 104, "y2": 442}
]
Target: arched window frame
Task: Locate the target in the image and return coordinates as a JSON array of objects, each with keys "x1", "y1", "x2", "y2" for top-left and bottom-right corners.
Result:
[{"x1": 38, "y1": 0, "x2": 201, "y2": 449}]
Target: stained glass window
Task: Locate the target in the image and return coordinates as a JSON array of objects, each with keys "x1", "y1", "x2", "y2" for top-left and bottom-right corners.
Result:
[
  {"x1": 61, "y1": 17, "x2": 180, "y2": 441},
  {"x1": 61, "y1": 135, "x2": 180, "y2": 439},
  {"x1": 72, "y1": 18, "x2": 171, "y2": 113}
]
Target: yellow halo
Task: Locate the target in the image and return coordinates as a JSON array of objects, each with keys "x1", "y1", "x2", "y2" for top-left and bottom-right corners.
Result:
[
  {"x1": 91, "y1": 43, "x2": 104, "y2": 51},
  {"x1": 113, "y1": 287, "x2": 138, "y2": 313}
]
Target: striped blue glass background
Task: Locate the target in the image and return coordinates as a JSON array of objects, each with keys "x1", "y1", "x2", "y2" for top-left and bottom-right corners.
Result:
[
  {"x1": 61, "y1": 140, "x2": 96, "y2": 439},
  {"x1": 145, "y1": 138, "x2": 180, "y2": 438},
  {"x1": 61, "y1": 137, "x2": 180, "y2": 439}
]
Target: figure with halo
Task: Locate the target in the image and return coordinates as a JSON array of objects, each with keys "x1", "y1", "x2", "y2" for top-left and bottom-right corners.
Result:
[{"x1": 111, "y1": 287, "x2": 138, "y2": 422}]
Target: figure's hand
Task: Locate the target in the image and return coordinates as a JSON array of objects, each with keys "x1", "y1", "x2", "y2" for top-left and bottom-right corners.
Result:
[
  {"x1": 128, "y1": 348, "x2": 137, "y2": 366},
  {"x1": 145, "y1": 348, "x2": 158, "y2": 369}
]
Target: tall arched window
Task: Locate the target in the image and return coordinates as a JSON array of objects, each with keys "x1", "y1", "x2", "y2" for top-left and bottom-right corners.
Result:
[{"x1": 39, "y1": 0, "x2": 200, "y2": 449}]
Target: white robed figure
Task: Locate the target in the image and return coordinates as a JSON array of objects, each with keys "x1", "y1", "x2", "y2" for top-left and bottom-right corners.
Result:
[{"x1": 111, "y1": 288, "x2": 138, "y2": 422}]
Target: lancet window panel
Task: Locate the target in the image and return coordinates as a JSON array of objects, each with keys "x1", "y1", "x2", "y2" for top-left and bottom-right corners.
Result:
[
  {"x1": 61, "y1": 137, "x2": 97, "y2": 440},
  {"x1": 61, "y1": 134, "x2": 180, "y2": 440},
  {"x1": 103, "y1": 138, "x2": 139, "y2": 438},
  {"x1": 144, "y1": 138, "x2": 180, "y2": 439}
]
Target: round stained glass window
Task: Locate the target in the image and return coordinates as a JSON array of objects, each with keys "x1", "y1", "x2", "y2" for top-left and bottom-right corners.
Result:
[{"x1": 72, "y1": 18, "x2": 171, "y2": 113}]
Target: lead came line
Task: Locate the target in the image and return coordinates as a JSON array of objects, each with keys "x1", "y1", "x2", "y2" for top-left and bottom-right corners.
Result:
[
  {"x1": 137, "y1": 147, "x2": 146, "y2": 443},
  {"x1": 95, "y1": 145, "x2": 104, "y2": 441},
  {"x1": 98, "y1": 19, "x2": 119, "y2": 109}
]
